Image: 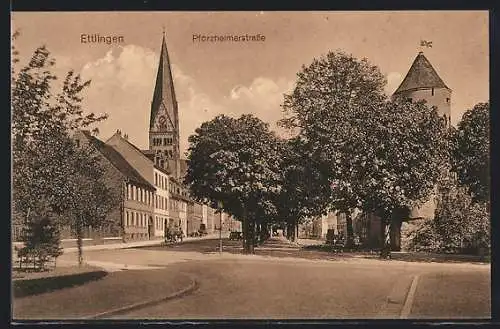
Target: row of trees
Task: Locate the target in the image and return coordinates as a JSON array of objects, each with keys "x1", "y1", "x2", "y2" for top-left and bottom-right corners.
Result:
[
  {"x1": 185, "y1": 50, "x2": 489, "y2": 255},
  {"x1": 12, "y1": 32, "x2": 118, "y2": 268}
]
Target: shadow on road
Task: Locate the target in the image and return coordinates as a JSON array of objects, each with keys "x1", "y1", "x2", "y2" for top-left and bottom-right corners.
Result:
[
  {"x1": 303, "y1": 244, "x2": 490, "y2": 264},
  {"x1": 133, "y1": 238, "x2": 353, "y2": 261},
  {"x1": 133, "y1": 238, "x2": 490, "y2": 265},
  {"x1": 13, "y1": 270, "x2": 108, "y2": 298}
]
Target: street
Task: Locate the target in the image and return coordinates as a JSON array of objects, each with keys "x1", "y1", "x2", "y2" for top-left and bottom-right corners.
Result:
[{"x1": 49, "y1": 237, "x2": 491, "y2": 319}]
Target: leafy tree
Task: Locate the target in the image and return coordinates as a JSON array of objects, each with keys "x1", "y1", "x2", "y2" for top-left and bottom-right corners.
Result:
[
  {"x1": 11, "y1": 32, "x2": 114, "y2": 266},
  {"x1": 451, "y1": 102, "x2": 490, "y2": 202},
  {"x1": 281, "y1": 49, "x2": 449, "y2": 255},
  {"x1": 58, "y1": 141, "x2": 119, "y2": 265},
  {"x1": 185, "y1": 114, "x2": 283, "y2": 253},
  {"x1": 355, "y1": 100, "x2": 449, "y2": 253},
  {"x1": 274, "y1": 137, "x2": 332, "y2": 242},
  {"x1": 280, "y1": 50, "x2": 387, "y2": 248}
]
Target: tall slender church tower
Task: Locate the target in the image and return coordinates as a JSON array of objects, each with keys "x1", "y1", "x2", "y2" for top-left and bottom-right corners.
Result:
[
  {"x1": 149, "y1": 32, "x2": 181, "y2": 178},
  {"x1": 392, "y1": 51, "x2": 452, "y2": 126}
]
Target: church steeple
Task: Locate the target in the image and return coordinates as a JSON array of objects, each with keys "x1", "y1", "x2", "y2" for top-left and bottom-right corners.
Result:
[{"x1": 149, "y1": 31, "x2": 180, "y2": 178}]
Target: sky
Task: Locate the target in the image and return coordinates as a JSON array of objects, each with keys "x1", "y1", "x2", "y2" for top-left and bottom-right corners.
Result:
[{"x1": 11, "y1": 11, "x2": 489, "y2": 156}]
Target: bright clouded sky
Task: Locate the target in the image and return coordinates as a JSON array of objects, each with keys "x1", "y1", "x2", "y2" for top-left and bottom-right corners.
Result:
[{"x1": 12, "y1": 11, "x2": 489, "y2": 156}]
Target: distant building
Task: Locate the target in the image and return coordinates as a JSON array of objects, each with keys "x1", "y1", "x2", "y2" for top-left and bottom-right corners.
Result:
[{"x1": 299, "y1": 212, "x2": 339, "y2": 239}]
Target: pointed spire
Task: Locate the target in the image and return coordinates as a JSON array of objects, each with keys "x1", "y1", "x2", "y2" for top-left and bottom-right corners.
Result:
[
  {"x1": 393, "y1": 52, "x2": 450, "y2": 95},
  {"x1": 150, "y1": 30, "x2": 178, "y2": 129}
]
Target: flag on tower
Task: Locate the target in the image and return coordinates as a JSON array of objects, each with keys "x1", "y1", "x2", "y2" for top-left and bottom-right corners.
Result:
[{"x1": 420, "y1": 40, "x2": 433, "y2": 48}]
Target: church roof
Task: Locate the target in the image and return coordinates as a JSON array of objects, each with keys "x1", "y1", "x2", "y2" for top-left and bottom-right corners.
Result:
[
  {"x1": 81, "y1": 131, "x2": 155, "y2": 190},
  {"x1": 150, "y1": 33, "x2": 178, "y2": 129},
  {"x1": 393, "y1": 52, "x2": 450, "y2": 95}
]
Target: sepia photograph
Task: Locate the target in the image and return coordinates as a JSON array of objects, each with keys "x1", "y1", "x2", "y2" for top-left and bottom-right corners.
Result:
[{"x1": 11, "y1": 11, "x2": 490, "y2": 321}]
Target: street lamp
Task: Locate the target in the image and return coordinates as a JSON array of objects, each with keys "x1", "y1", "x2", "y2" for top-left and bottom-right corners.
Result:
[{"x1": 218, "y1": 200, "x2": 223, "y2": 253}]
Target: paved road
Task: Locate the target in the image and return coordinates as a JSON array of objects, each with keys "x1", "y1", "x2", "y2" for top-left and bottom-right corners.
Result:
[
  {"x1": 55, "y1": 238, "x2": 490, "y2": 320},
  {"x1": 110, "y1": 259, "x2": 489, "y2": 319}
]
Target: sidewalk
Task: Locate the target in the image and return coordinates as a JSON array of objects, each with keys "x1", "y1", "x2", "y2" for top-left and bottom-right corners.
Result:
[
  {"x1": 63, "y1": 232, "x2": 222, "y2": 253},
  {"x1": 13, "y1": 233, "x2": 222, "y2": 255}
]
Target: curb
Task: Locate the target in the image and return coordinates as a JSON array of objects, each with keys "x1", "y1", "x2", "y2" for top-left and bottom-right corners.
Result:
[{"x1": 85, "y1": 276, "x2": 199, "y2": 319}]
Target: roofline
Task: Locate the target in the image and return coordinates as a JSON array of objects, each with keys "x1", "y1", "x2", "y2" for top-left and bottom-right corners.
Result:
[
  {"x1": 393, "y1": 85, "x2": 452, "y2": 96},
  {"x1": 106, "y1": 132, "x2": 156, "y2": 165},
  {"x1": 80, "y1": 132, "x2": 156, "y2": 191}
]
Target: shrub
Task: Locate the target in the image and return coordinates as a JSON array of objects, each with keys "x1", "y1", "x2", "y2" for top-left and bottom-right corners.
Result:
[
  {"x1": 402, "y1": 177, "x2": 490, "y2": 255},
  {"x1": 17, "y1": 216, "x2": 63, "y2": 271}
]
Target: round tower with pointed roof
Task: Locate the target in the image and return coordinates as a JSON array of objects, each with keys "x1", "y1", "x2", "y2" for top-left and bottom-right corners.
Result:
[{"x1": 392, "y1": 51, "x2": 452, "y2": 124}]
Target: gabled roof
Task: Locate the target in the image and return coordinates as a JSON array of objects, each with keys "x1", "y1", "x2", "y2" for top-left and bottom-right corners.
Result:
[
  {"x1": 393, "y1": 52, "x2": 450, "y2": 95},
  {"x1": 81, "y1": 131, "x2": 155, "y2": 190}
]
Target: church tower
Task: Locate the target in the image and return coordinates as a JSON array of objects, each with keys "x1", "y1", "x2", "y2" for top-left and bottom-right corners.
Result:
[
  {"x1": 392, "y1": 51, "x2": 452, "y2": 125},
  {"x1": 149, "y1": 32, "x2": 181, "y2": 178}
]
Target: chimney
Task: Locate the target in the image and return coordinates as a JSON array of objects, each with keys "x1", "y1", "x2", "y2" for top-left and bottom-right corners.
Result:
[
  {"x1": 116, "y1": 129, "x2": 121, "y2": 136},
  {"x1": 124, "y1": 133, "x2": 128, "y2": 140}
]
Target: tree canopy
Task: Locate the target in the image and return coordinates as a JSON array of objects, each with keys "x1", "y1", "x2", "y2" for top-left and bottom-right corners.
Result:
[
  {"x1": 280, "y1": 50, "x2": 450, "y2": 252},
  {"x1": 451, "y1": 102, "x2": 490, "y2": 203},
  {"x1": 11, "y1": 32, "x2": 117, "y2": 265},
  {"x1": 185, "y1": 114, "x2": 283, "y2": 252}
]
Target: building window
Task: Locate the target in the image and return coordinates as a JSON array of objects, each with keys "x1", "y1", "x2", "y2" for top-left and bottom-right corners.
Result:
[
  {"x1": 126, "y1": 211, "x2": 129, "y2": 227},
  {"x1": 431, "y1": 87, "x2": 434, "y2": 96},
  {"x1": 446, "y1": 98, "x2": 450, "y2": 103}
]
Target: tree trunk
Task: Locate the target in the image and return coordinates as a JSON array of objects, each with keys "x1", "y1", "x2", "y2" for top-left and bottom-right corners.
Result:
[
  {"x1": 248, "y1": 220, "x2": 255, "y2": 254},
  {"x1": 345, "y1": 211, "x2": 354, "y2": 250},
  {"x1": 286, "y1": 221, "x2": 293, "y2": 241},
  {"x1": 242, "y1": 207, "x2": 255, "y2": 254},
  {"x1": 76, "y1": 219, "x2": 84, "y2": 266},
  {"x1": 379, "y1": 218, "x2": 391, "y2": 259},
  {"x1": 242, "y1": 216, "x2": 249, "y2": 253},
  {"x1": 390, "y1": 218, "x2": 402, "y2": 251}
]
